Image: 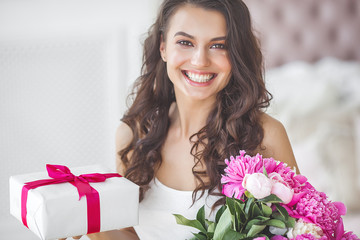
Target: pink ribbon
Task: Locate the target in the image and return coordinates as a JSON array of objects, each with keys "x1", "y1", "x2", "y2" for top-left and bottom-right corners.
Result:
[{"x1": 21, "y1": 164, "x2": 121, "y2": 234}]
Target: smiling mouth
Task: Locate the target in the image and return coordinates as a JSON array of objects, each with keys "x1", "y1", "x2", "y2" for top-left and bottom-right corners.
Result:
[{"x1": 182, "y1": 70, "x2": 216, "y2": 83}]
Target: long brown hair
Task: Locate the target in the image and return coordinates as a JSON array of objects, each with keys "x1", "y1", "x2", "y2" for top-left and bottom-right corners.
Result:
[{"x1": 120, "y1": 0, "x2": 272, "y2": 206}]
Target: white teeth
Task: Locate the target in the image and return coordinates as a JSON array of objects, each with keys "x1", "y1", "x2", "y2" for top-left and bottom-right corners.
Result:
[{"x1": 185, "y1": 71, "x2": 214, "y2": 83}]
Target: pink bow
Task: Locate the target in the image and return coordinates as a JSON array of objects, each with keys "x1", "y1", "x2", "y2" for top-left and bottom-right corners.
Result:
[{"x1": 21, "y1": 164, "x2": 122, "y2": 234}]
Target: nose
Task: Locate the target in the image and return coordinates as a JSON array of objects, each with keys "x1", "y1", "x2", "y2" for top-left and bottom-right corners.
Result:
[{"x1": 191, "y1": 47, "x2": 210, "y2": 67}]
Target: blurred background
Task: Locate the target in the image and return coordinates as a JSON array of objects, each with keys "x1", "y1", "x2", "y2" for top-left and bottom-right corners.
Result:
[
  {"x1": 1, "y1": 0, "x2": 359, "y2": 239},
  {"x1": 243, "y1": 0, "x2": 360, "y2": 234}
]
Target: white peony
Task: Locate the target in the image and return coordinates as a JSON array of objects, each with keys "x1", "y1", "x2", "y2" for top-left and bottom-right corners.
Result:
[
  {"x1": 287, "y1": 219, "x2": 324, "y2": 239},
  {"x1": 242, "y1": 173, "x2": 272, "y2": 199}
]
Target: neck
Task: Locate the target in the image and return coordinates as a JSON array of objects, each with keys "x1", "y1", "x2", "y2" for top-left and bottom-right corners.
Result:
[{"x1": 170, "y1": 93, "x2": 216, "y2": 139}]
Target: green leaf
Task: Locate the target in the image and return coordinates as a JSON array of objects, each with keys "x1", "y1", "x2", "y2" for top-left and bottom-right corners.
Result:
[
  {"x1": 207, "y1": 232, "x2": 214, "y2": 239},
  {"x1": 244, "y1": 199, "x2": 261, "y2": 219},
  {"x1": 244, "y1": 197, "x2": 255, "y2": 215},
  {"x1": 223, "y1": 229, "x2": 245, "y2": 240},
  {"x1": 286, "y1": 216, "x2": 296, "y2": 228},
  {"x1": 225, "y1": 198, "x2": 237, "y2": 230},
  {"x1": 251, "y1": 203, "x2": 261, "y2": 218},
  {"x1": 196, "y1": 205, "x2": 206, "y2": 229},
  {"x1": 226, "y1": 197, "x2": 247, "y2": 231},
  {"x1": 234, "y1": 199, "x2": 247, "y2": 228},
  {"x1": 207, "y1": 222, "x2": 216, "y2": 233},
  {"x1": 192, "y1": 232, "x2": 207, "y2": 240},
  {"x1": 272, "y1": 212, "x2": 285, "y2": 222},
  {"x1": 226, "y1": 197, "x2": 237, "y2": 217},
  {"x1": 213, "y1": 208, "x2": 233, "y2": 240},
  {"x1": 261, "y1": 203, "x2": 272, "y2": 217},
  {"x1": 255, "y1": 216, "x2": 270, "y2": 221},
  {"x1": 205, "y1": 219, "x2": 215, "y2": 227},
  {"x1": 263, "y1": 166, "x2": 269, "y2": 178},
  {"x1": 246, "y1": 224, "x2": 267, "y2": 237},
  {"x1": 274, "y1": 203, "x2": 290, "y2": 221},
  {"x1": 244, "y1": 190, "x2": 254, "y2": 199},
  {"x1": 234, "y1": 197, "x2": 246, "y2": 207},
  {"x1": 245, "y1": 219, "x2": 264, "y2": 232},
  {"x1": 215, "y1": 205, "x2": 226, "y2": 223},
  {"x1": 258, "y1": 194, "x2": 283, "y2": 203},
  {"x1": 173, "y1": 214, "x2": 207, "y2": 233},
  {"x1": 264, "y1": 219, "x2": 286, "y2": 228}
]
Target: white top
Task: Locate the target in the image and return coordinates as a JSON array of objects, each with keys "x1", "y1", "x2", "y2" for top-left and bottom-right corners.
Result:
[{"x1": 133, "y1": 178, "x2": 220, "y2": 240}]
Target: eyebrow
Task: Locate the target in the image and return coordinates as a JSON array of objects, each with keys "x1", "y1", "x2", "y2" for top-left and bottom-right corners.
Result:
[{"x1": 174, "y1": 31, "x2": 226, "y2": 42}]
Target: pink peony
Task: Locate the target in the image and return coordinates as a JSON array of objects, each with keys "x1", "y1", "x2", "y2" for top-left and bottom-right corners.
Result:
[
  {"x1": 222, "y1": 150, "x2": 308, "y2": 200},
  {"x1": 286, "y1": 183, "x2": 343, "y2": 238},
  {"x1": 295, "y1": 233, "x2": 327, "y2": 240},
  {"x1": 242, "y1": 173, "x2": 272, "y2": 199},
  {"x1": 264, "y1": 158, "x2": 307, "y2": 194},
  {"x1": 253, "y1": 237, "x2": 266, "y2": 240},
  {"x1": 219, "y1": 150, "x2": 359, "y2": 240},
  {"x1": 341, "y1": 232, "x2": 360, "y2": 240},
  {"x1": 271, "y1": 236, "x2": 288, "y2": 240},
  {"x1": 221, "y1": 151, "x2": 265, "y2": 199},
  {"x1": 334, "y1": 217, "x2": 360, "y2": 240}
]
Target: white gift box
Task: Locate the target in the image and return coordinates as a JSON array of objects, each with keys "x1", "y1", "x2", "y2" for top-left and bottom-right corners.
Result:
[{"x1": 9, "y1": 165, "x2": 139, "y2": 240}]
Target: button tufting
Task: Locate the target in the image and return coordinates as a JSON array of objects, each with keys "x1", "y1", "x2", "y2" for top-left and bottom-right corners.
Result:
[{"x1": 243, "y1": 0, "x2": 360, "y2": 68}]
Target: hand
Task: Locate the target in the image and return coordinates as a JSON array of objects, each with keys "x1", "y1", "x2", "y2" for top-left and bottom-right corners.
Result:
[
  {"x1": 58, "y1": 228, "x2": 139, "y2": 240},
  {"x1": 59, "y1": 236, "x2": 82, "y2": 240},
  {"x1": 87, "y1": 229, "x2": 139, "y2": 240}
]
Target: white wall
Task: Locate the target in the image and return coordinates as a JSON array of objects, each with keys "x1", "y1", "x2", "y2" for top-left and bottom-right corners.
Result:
[{"x1": 0, "y1": 0, "x2": 161, "y2": 239}]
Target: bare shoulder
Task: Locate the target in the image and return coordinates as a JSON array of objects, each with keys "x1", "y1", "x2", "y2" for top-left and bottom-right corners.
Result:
[
  {"x1": 115, "y1": 121, "x2": 133, "y2": 150},
  {"x1": 258, "y1": 113, "x2": 299, "y2": 172},
  {"x1": 115, "y1": 122, "x2": 134, "y2": 175}
]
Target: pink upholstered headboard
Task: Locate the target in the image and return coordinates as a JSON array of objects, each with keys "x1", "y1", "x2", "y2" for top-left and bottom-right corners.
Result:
[{"x1": 243, "y1": 0, "x2": 360, "y2": 68}]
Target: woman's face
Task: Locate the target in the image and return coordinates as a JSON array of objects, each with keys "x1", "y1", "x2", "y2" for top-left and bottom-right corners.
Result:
[{"x1": 160, "y1": 4, "x2": 232, "y2": 103}]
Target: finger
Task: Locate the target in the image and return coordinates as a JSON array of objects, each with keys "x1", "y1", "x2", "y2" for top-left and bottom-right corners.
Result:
[
  {"x1": 73, "y1": 236, "x2": 82, "y2": 239},
  {"x1": 58, "y1": 238, "x2": 66, "y2": 240}
]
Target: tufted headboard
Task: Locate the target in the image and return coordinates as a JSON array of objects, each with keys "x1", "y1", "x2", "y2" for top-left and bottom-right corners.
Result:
[{"x1": 243, "y1": 0, "x2": 360, "y2": 68}]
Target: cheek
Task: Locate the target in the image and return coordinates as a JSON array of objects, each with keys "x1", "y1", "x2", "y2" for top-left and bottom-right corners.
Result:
[
  {"x1": 215, "y1": 53, "x2": 232, "y2": 72},
  {"x1": 215, "y1": 53, "x2": 232, "y2": 87},
  {"x1": 167, "y1": 49, "x2": 189, "y2": 66}
]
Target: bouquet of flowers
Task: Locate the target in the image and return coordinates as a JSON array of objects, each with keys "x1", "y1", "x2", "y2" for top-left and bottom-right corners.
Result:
[{"x1": 174, "y1": 151, "x2": 359, "y2": 240}]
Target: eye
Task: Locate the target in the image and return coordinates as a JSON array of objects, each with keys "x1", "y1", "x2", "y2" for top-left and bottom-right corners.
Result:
[
  {"x1": 211, "y1": 43, "x2": 226, "y2": 49},
  {"x1": 177, "y1": 40, "x2": 193, "y2": 47}
]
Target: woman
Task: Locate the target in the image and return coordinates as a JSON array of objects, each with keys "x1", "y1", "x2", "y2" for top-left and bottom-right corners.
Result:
[{"x1": 86, "y1": 0, "x2": 298, "y2": 239}]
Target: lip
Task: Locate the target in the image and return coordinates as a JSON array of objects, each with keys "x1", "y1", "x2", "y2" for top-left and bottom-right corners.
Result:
[{"x1": 181, "y1": 70, "x2": 217, "y2": 87}]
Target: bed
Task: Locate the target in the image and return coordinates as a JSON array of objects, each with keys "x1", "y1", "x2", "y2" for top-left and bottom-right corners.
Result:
[{"x1": 243, "y1": 0, "x2": 360, "y2": 233}]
